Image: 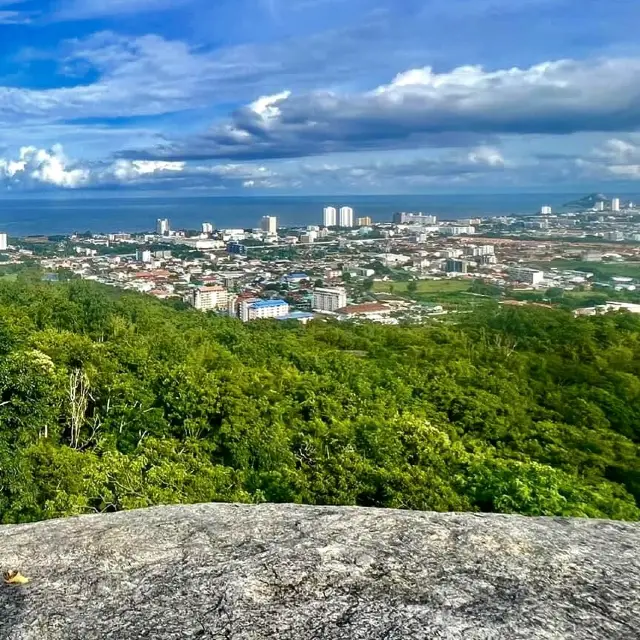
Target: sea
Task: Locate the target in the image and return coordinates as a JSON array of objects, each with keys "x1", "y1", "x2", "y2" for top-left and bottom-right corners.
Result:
[{"x1": 0, "y1": 193, "x2": 636, "y2": 236}]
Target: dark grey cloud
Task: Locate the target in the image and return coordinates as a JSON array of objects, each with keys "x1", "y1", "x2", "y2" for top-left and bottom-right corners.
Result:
[
  {"x1": 294, "y1": 147, "x2": 507, "y2": 190},
  {"x1": 122, "y1": 58, "x2": 640, "y2": 163}
]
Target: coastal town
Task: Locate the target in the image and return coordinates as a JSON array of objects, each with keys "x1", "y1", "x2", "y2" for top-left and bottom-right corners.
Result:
[{"x1": 3, "y1": 193, "x2": 640, "y2": 324}]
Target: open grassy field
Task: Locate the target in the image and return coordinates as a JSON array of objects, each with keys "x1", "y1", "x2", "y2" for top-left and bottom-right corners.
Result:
[
  {"x1": 372, "y1": 279, "x2": 471, "y2": 294},
  {"x1": 0, "y1": 272, "x2": 18, "y2": 282}
]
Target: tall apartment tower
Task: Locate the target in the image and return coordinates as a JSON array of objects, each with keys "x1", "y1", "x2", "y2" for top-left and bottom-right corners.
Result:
[
  {"x1": 339, "y1": 206, "x2": 354, "y2": 228},
  {"x1": 156, "y1": 218, "x2": 170, "y2": 236},
  {"x1": 0, "y1": 233, "x2": 7, "y2": 251},
  {"x1": 202, "y1": 222, "x2": 214, "y2": 234},
  {"x1": 260, "y1": 216, "x2": 278, "y2": 235},
  {"x1": 323, "y1": 207, "x2": 337, "y2": 227},
  {"x1": 312, "y1": 287, "x2": 347, "y2": 312},
  {"x1": 612, "y1": 198, "x2": 621, "y2": 212}
]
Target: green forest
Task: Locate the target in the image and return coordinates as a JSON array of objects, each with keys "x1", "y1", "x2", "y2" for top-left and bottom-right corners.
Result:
[{"x1": 1, "y1": 275, "x2": 640, "y2": 524}]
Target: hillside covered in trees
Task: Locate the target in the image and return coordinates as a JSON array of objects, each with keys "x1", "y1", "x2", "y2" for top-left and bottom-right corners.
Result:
[{"x1": 0, "y1": 275, "x2": 639, "y2": 523}]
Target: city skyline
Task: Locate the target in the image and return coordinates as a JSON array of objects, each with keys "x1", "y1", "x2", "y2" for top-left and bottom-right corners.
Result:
[{"x1": 2, "y1": 1, "x2": 640, "y2": 194}]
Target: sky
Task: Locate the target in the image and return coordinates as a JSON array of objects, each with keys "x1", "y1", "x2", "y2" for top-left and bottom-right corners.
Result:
[{"x1": 1, "y1": 0, "x2": 640, "y2": 194}]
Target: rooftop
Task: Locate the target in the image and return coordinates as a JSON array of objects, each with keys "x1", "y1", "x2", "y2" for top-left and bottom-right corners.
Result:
[
  {"x1": 250, "y1": 299, "x2": 288, "y2": 308},
  {"x1": 198, "y1": 285, "x2": 225, "y2": 292},
  {"x1": 276, "y1": 311, "x2": 315, "y2": 321},
  {"x1": 338, "y1": 302, "x2": 392, "y2": 315}
]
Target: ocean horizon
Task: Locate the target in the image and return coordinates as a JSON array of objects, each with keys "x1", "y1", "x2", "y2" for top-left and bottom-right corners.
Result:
[{"x1": 0, "y1": 193, "x2": 636, "y2": 236}]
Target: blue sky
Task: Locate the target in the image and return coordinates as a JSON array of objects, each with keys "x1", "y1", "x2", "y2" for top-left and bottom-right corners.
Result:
[{"x1": 1, "y1": 0, "x2": 640, "y2": 193}]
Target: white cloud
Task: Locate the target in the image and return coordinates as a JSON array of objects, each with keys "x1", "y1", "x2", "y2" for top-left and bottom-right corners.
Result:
[
  {"x1": 0, "y1": 145, "x2": 288, "y2": 190},
  {"x1": 0, "y1": 32, "x2": 256, "y2": 126},
  {"x1": 0, "y1": 147, "x2": 191, "y2": 189},
  {"x1": 0, "y1": 145, "x2": 89, "y2": 188},
  {"x1": 8, "y1": 135, "x2": 640, "y2": 193},
  {"x1": 104, "y1": 159, "x2": 186, "y2": 182},
  {"x1": 249, "y1": 91, "x2": 291, "y2": 120},
  {"x1": 467, "y1": 146, "x2": 505, "y2": 167},
  {"x1": 576, "y1": 137, "x2": 640, "y2": 180}
]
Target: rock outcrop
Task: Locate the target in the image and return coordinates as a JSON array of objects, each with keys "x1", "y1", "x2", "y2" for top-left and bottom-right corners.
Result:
[{"x1": 1, "y1": 503, "x2": 639, "y2": 639}]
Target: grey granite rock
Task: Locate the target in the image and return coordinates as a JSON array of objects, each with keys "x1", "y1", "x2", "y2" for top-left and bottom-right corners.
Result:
[{"x1": 0, "y1": 503, "x2": 639, "y2": 639}]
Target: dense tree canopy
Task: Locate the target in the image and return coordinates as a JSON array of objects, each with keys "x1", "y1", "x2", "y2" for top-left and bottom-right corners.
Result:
[{"x1": 0, "y1": 276, "x2": 639, "y2": 523}]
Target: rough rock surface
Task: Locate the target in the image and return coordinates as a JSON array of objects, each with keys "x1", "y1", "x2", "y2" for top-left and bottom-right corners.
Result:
[{"x1": 1, "y1": 503, "x2": 639, "y2": 639}]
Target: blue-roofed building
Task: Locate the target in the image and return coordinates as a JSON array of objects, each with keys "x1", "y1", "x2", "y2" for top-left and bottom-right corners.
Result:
[
  {"x1": 282, "y1": 273, "x2": 309, "y2": 284},
  {"x1": 240, "y1": 298, "x2": 290, "y2": 322}
]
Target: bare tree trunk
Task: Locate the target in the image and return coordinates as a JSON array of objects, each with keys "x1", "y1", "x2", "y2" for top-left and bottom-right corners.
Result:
[{"x1": 68, "y1": 369, "x2": 89, "y2": 449}]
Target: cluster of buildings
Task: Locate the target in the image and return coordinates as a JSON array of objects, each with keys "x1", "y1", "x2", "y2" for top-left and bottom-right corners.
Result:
[
  {"x1": 322, "y1": 207, "x2": 372, "y2": 228},
  {"x1": 525, "y1": 198, "x2": 640, "y2": 242},
  {"x1": 5, "y1": 195, "x2": 640, "y2": 325}
]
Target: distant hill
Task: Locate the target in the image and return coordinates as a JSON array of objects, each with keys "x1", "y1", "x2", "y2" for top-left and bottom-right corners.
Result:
[
  {"x1": 1, "y1": 503, "x2": 639, "y2": 639},
  {"x1": 563, "y1": 193, "x2": 609, "y2": 209}
]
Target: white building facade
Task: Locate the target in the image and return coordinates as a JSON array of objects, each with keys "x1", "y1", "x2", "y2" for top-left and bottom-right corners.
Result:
[
  {"x1": 156, "y1": 218, "x2": 170, "y2": 235},
  {"x1": 190, "y1": 286, "x2": 231, "y2": 312},
  {"x1": 240, "y1": 299, "x2": 290, "y2": 322},
  {"x1": 339, "y1": 207, "x2": 354, "y2": 228},
  {"x1": 470, "y1": 245, "x2": 495, "y2": 257},
  {"x1": 322, "y1": 207, "x2": 337, "y2": 227},
  {"x1": 312, "y1": 287, "x2": 347, "y2": 312},
  {"x1": 509, "y1": 267, "x2": 545, "y2": 285},
  {"x1": 394, "y1": 212, "x2": 437, "y2": 225},
  {"x1": 440, "y1": 226, "x2": 475, "y2": 236},
  {"x1": 136, "y1": 249, "x2": 153, "y2": 263},
  {"x1": 260, "y1": 216, "x2": 278, "y2": 235}
]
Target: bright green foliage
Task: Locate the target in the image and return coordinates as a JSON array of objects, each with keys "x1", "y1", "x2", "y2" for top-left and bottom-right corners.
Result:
[{"x1": 0, "y1": 279, "x2": 639, "y2": 523}]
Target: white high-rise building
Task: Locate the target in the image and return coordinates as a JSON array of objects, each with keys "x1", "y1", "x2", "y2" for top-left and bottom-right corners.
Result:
[
  {"x1": 339, "y1": 206, "x2": 354, "y2": 228},
  {"x1": 189, "y1": 286, "x2": 230, "y2": 312},
  {"x1": 323, "y1": 207, "x2": 337, "y2": 227},
  {"x1": 261, "y1": 216, "x2": 278, "y2": 235},
  {"x1": 156, "y1": 218, "x2": 170, "y2": 235},
  {"x1": 540, "y1": 206, "x2": 552, "y2": 215},
  {"x1": 595, "y1": 202, "x2": 605, "y2": 212},
  {"x1": 612, "y1": 198, "x2": 621, "y2": 212},
  {"x1": 0, "y1": 233, "x2": 7, "y2": 251},
  {"x1": 470, "y1": 245, "x2": 495, "y2": 257},
  {"x1": 312, "y1": 287, "x2": 347, "y2": 312},
  {"x1": 136, "y1": 249, "x2": 153, "y2": 263},
  {"x1": 202, "y1": 222, "x2": 214, "y2": 234}
]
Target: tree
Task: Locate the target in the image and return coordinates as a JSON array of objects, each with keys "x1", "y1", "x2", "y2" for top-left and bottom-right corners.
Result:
[
  {"x1": 546, "y1": 287, "x2": 565, "y2": 301},
  {"x1": 0, "y1": 278, "x2": 639, "y2": 525}
]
